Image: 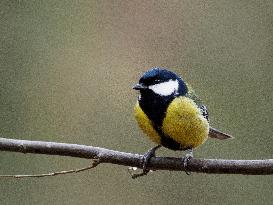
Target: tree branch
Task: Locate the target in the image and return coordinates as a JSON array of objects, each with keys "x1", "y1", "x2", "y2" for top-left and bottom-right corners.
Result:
[{"x1": 0, "y1": 137, "x2": 272, "y2": 175}]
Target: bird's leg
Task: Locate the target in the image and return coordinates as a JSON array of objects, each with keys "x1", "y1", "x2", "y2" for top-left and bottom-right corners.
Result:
[
  {"x1": 142, "y1": 145, "x2": 162, "y2": 173},
  {"x1": 129, "y1": 145, "x2": 161, "y2": 179},
  {"x1": 183, "y1": 148, "x2": 193, "y2": 175}
]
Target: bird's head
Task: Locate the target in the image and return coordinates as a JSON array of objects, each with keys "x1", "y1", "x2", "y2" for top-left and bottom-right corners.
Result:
[{"x1": 133, "y1": 67, "x2": 188, "y2": 97}]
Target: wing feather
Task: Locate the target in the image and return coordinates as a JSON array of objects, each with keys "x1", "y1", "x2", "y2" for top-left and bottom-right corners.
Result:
[{"x1": 185, "y1": 83, "x2": 233, "y2": 140}]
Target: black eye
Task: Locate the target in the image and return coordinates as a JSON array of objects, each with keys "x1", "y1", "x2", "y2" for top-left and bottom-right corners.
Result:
[{"x1": 154, "y1": 79, "x2": 161, "y2": 83}]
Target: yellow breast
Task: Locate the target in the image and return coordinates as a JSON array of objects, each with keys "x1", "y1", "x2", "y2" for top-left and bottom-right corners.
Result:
[
  {"x1": 134, "y1": 102, "x2": 161, "y2": 145},
  {"x1": 134, "y1": 97, "x2": 209, "y2": 150},
  {"x1": 162, "y1": 96, "x2": 209, "y2": 149}
]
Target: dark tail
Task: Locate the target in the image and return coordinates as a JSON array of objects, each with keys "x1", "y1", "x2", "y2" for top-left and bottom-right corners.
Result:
[{"x1": 209, "y1": 127, "x2": 233, "y2": 140}]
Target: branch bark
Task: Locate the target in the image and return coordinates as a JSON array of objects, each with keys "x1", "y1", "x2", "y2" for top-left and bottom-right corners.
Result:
[{"x1": 0, "y1": 137, "x2": 272, "y2": 175}]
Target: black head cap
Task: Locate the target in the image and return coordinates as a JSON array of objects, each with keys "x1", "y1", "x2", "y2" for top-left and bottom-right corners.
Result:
[
  {"x1": 139, "y1": 68, "x2": 178, "y2": 85},
  {"x1": 134, "y1": 67, "x2": 188, "y2": 96}
]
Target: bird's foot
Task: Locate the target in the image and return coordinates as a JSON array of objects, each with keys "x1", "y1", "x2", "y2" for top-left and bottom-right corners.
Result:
[
  {"x1": 183, "y1": 149, "x2": 193, "y2": 175},
  {"x1": 130, "y1": 145, "x2": 161, "y2": 179},
  {"x1": 142, "y1": 145, "x2": 162, "y2": 172}
]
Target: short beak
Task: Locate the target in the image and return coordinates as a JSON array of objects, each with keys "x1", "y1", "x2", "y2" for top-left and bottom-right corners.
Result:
[{"x1": 132, "y1": 83, "x2": 147, "y2": 90}]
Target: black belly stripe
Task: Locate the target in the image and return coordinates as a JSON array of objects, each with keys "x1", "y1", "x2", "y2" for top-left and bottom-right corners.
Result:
[
  {"x1": 139, "y1": 92, "x2": 186, "y2": 151},
  {"x1": 155, "y1": 126, "x2": 183, "y2": 150}
]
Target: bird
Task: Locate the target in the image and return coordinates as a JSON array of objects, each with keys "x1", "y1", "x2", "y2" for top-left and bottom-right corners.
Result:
[{"x1": 133, "y1": 67, "x2": 232, "y2": 175}]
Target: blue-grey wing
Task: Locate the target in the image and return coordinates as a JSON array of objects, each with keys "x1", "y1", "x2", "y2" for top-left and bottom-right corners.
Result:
[{"x1": 199, "y1": 104, "x2": 209, "y2": 122}]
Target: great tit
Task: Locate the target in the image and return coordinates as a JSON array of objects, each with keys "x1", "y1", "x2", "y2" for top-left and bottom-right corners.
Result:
[{"x1": 133, "y1": 67, "x2": 232, "y2": 175}]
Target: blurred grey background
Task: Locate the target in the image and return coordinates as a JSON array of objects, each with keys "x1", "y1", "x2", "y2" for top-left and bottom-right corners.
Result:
[{"x1": 0, "y1": 0, "x2": 272, "y2": 204}]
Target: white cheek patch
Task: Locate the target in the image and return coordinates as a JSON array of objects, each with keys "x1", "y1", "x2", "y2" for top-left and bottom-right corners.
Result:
[{"x1": 149, "y1": 79, "x2": 179, "y2": 96}]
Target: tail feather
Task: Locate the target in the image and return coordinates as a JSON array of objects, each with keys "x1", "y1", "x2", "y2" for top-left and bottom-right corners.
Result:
[{"x1": 209, "y1": 127, "x2": 233, "y2": 140}]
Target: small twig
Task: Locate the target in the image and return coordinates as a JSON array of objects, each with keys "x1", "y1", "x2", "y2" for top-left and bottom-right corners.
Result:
[
  {"x1": 0, "y1": 159, "x2": 100, "y2": 178},
  {"x1": 130, "y1": 170, "x2": 149, "y2": 179},
  {"x1": 128, "y1": 167, "x2": 150, "y2": 179}
]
